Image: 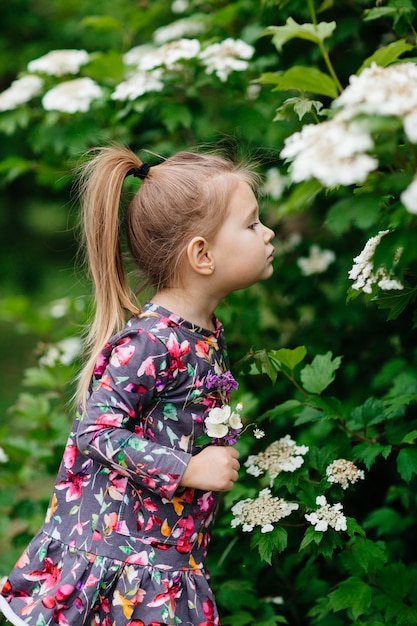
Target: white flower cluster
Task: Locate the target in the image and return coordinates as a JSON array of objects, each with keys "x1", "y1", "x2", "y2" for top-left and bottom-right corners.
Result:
[
  {"x1": 297, "y1": 244, "x2": 336, "y2": 276},
  {"x1": 245, "y1": 435, "x2": 308, "y2": 485},
  {"x1": 326, "y1": 458, "x2": 365, "y2": 490},
  {"x1": 334, "y1": 62, "x2": 417, "y2": 141},
  {"x1": 305, "y1": 495, "x2": 347, "y2": 532},
  {"x1": 42, "y1": 77, "x2": 103, "y2": 113},
  {"x1": 262, "y1": 167, "x2": 287, "y2": 200},
  {"x1": 0, "y1": 75, "x2": 44, "y2": 112},
  {"x1": 154, "y1": 18, "x2": 206, "y2": 45},
  {"x1": 199, "y1": 38, "x2": 254, "y2": 82},
  {"x1": 27, "y1": 49, "x2": 90, "y2": 76},
  {"x1": 0, "y1": 34, "x2": 254, "y2": 113},
  {"x1": 204, "y1": 403, "x2": 243, "y2": 439},
  {"x1": 348, "y1": 229, "x2": 403, "y2": 293},
  {"x1": 280, "y1": 114, "x2": 378, "y2": 187},
  {"x1": 112, "y1": 69, "x2": 164, "y2": 102},
  {"x1": 281, "y1": 62, "x2": 417, "y2": 190},
  {"x1": 401, "y1": 177, "x2": 417, "y2": 215},
  {"x1": 39, "y1": 337, "x2": 82, "y2": 367},
  {"x1": 231, "y1": 487, "x2": 299, "y2": 533}
]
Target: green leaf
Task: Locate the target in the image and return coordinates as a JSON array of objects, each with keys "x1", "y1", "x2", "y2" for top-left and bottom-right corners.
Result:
[
  {"x1": 376, "y1": 287, "x2": 417, "y2": 321},
  {"x1": 300, "y1": 352, "x2": 342, "y2": 394},
  {"x1": 81, "y1": 15, "x2": 123, "y2": 32},
  {"x1": 325, "y1": 195, "x2": 381, "y2": 235},
  {"x1": 401, "y1": 430, "x2": 417, "y2": 444},
  {"x1": 377, "y1": 562, "x2": 411, "y2": 600},
  {"x1": 277, "y1": 179, "x2": 323, "y2": 217},
  {"x1": 306, "y1": 396, "x2": 345, "y2": 419},
  {"x1": 273, "y1": 97, "x2": 323, "y2": 122},
  {"x1": 383, "y1": 371, "x2": 417, "y2": 417},
  {"x1": 299, "y1": 526, "x2": 323, "y2": 551},
  {"x1": 358, "y1": 39, "x2": 414, "y2": 72},
  {"x1": 265, "y1": 18, "x2": 336, "y2": 51},
  {"x1": 345, "y1": 517, "x2": 366, "y2": 539},
  {"x1": 85, "y1": 50, "x2": 125, "y2": 83},
  {"x1": 269, "y1": 346, "x2": 307, "y2": 371},
  {"x1": 250, "y1": 349, "x2": 281, "y2": 383},
  {"x1": 353, "y1": 442, "x2": 392, "y2": 470},
  {"x1": 349, "y1": 397, "x2": 386, "y2": 428},
  {"x1": 327, "y1": 577, "x2": 372, "y2": 620},
  {"x1": 363, "y1": 506, "x2": 412, "y2": 535},
  {"x1": 263, "y1": 399, "x2": 303, "y2": 421},
  {"x1": 160, "y1": 103, "x2": 193, "y2": 132},
  {"x1": 269, "y1": 66, "x2": 338, "y2": 98},
  {"x1": 350, "y1": 538, "x2": 387, "y2": 574},
  {"x1": 397, "y1": 447, "x2": 417, "y2": 483},
  {"x1": 251, "y1": 526, "x2": 288, "y2": 564},
  {"x1": 194, "y1": 434, "x2": 212, "y2": 447}
]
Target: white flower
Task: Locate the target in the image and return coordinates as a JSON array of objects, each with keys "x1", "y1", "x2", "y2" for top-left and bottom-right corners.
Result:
[
  {"x1": 205, "y1": 421, "x2": 229, "y2": 438},
  {"x1": 334, "y1": 62, "x2": 417, "y2": 120},
  {"x1": 348, "y1": 230, "x2": 403, "y2": 293},
  {"x1": 247, "y1": 83, "x2": 261, "y2": 100},
  {"x1": 253, "y1": 428, "x2": 265, "y2": 439},
  {"x1": 231, "y1": 487, "x2": 299, "y2": 533},
  {"x1": 305, "y1": 495, "x2": 347, "y2": 532},
  {"x1": 207, "y1": 405, "x2": 231, "y2": 424},
  {"x1": 123, "y1": 45, "x2": 156, "y2": 67},
  {"x1": 244, "y1": 435, "x2": 309, "y2": 485},
  {"x1": 139, "y1": 39, "x2": 200, "y2": 71},
  {"x1": 262, "y1": 167, "x2": 287, "y2": 200},
  {"x1": 0, "y1": 447, "x2": 9, "y2": 463},
  {"x1": 39, "y1": 337, "x2": 82, "y2": 367},
  {"x1": 171, "y1": 0, "x2": 188, "y2": 13},
  {"x1": 28, "y1": 49, "x2": 90, "y2": 76},
  {"x1": 42, "y1": 77, "x2": 102, "y2": 113},
  {"x1": 274, "y1": 232, "x2": 302, "y2": 257},
  {"x1": 281, "y1": 114, "x2": 378, "y2": 187},
  {"x1": 154, "y1": 19, "x2": 206, "y2": 45},
  {"x1": 297, "y1": 244, "x2": 336, "y2": 276},
  {"x1": 228, "y1": 412, "x2": 243, "y2": 430},
  {"x1": 403, "y1": 110, "x2": 417, "y2": 143},
  {"x1": 112, "y1": 69, "x2": 164, "y2": 101},
  {"x1": 0, "y1": 75, "x2": 44, "y2": 111},
  {"x1": 401, "y1": 177, "x2": 417, "y2": 214},
  {"x1": 199, "y1": 38, "x2": 254, "y2": 82},
  {"x1": 326, "y1": 459, "x2": 365, "y2": 490},
  {"x1": 49, "y1": 297, "x2": 71, "y2": 318}
]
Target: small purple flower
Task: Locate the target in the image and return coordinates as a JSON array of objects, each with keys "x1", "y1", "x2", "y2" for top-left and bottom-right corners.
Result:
[
  {"x1": 205, "y1": 371, "x2": 222, "y2": 390},
  {"x1": 205, "y1": 371, "x2": 238, "y2": 396}
]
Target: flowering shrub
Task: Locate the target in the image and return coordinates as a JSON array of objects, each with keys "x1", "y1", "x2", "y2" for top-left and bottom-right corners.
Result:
[{"x1": 2, "y1": 0, "x2": 417, "y2": 625}]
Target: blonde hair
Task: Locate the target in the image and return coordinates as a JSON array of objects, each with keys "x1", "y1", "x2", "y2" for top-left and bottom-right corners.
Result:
[{"x1": 76, "y1": 144, "x2": 260, "y2": 406}]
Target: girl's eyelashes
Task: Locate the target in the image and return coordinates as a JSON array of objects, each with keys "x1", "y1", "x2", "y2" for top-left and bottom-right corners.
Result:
[{"x1": 248, "y1": 221, "x2": 260, "y2": 230}]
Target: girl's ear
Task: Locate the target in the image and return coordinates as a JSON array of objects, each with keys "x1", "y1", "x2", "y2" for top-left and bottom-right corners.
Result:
[{"x1": 186, "y1": 236, "x2": 215, "y2": 275}]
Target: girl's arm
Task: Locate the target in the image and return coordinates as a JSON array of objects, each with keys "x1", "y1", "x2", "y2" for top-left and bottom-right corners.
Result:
[{"x1": 75, "y1": 330, "x2": 191, "y2": 501}]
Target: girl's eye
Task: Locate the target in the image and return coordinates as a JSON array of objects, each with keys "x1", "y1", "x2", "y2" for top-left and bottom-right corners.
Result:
[{"x1": 248, "y1": 222, "x2": 259, "y2": 230}]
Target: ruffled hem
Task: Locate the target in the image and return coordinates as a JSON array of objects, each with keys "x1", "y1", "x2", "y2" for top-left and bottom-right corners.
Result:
[{"x1": 1, "y1": 531, "x2": 220, "y2": 626}]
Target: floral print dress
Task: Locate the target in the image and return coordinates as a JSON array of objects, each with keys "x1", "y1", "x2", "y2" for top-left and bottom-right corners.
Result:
[{"x1": 0, "y1": 303, "x2": 232, "y2": 626}]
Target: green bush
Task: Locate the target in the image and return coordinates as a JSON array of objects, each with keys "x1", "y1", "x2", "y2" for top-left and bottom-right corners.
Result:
[{"x1": 1, "y1": 0, "x2": 417, "y2": 623}]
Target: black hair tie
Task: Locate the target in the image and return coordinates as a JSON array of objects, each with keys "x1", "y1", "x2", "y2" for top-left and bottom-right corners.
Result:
[{"x1": 129, "y1": 162, "x2": 151, "y2": 180}]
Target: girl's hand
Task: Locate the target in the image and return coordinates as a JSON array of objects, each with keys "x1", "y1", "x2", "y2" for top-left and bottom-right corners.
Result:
[{"x1": 180, "y1": 445, "x2": 240, "y2": 491}]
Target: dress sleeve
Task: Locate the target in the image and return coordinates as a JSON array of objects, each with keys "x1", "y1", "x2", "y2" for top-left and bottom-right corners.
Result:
[{"x1": 75, "y1": 328, "x2": 191, "y2": 500}]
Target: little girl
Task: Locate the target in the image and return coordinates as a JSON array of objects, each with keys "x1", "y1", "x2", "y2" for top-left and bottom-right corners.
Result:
[{"x1": 0, "y1": 145, "x2": 275, "y2": 626}]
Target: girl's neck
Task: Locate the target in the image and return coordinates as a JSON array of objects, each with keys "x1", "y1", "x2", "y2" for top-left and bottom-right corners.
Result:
[{"x1": 151, "y1": 289, "x2": 218, "y2": 331}]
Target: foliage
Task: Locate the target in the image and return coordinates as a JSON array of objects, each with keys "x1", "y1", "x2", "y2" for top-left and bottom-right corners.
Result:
[{"x1": 1, "y1": 0, "x2": 417, "y2": 625}]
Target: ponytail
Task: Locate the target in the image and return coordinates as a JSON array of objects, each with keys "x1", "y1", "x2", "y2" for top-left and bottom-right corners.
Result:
[{"x1": 76, "y1": 145, "x2": 143, "y2": 406}]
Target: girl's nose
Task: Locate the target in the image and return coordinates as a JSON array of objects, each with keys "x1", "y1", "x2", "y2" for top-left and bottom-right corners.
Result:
[{"x1": 264, "y1": 225, "x2": 275, "y2": 242}]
